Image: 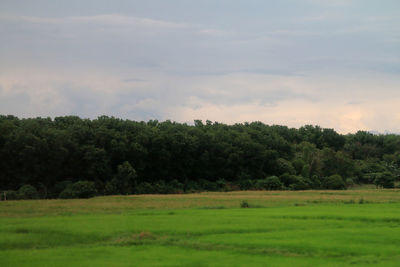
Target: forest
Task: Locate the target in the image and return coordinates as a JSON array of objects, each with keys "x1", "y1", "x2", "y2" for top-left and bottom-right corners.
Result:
[{"x1": 1, "y1": 115, "x2": 399, "y2": 199}]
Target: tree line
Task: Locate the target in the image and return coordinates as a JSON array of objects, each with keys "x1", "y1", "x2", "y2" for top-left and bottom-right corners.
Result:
[{"x1": 1, "y1": 115, "x2": 399, "y2": 199}]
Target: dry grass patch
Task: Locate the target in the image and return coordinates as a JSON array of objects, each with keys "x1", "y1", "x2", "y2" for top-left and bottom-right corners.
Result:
[{"x1": 2, "y1": 189, "x2": 400, "y2": 217}]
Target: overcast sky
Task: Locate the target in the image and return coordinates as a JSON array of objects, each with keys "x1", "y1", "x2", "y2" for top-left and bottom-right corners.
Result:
[{"x1": 0, "y1": 0, "x2": 399, "y2": 133}]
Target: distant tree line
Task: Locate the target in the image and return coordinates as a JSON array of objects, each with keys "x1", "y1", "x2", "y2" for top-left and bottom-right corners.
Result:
[{"x1": 1, "y1": 115, "x2": 399, "y2": 199}]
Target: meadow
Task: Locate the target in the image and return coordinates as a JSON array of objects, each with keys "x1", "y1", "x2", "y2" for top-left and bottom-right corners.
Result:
[{"x1": 2, "y1": 189, "x2": 400, "y2": 266}]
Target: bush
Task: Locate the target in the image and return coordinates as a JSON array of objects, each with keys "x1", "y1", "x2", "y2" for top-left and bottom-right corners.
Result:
[
  {"x1": 240, "y1": 200, "x2": 249, "y2": 208},
  {"x1": 1, "y1": 190, "x2": 19, "y2": 200},
  {"x1": 216, "y1": 179, "x2": 229, "y2": 192},
  {"x1": 113, "y1": 161, "x2": 137, "y2": 195},
  {"x1": 198, "y1": 179, "x2": 217, "y2": 191},
  {"x1": 254, "y1": 179, "x2": 268, "y2": 190},
  {"x1": 265, "y1": 176, "x2": 283, "y2": 190},
  {"x1": 136, "y1": 182, "x2": 155, "y2": 194},
  {"x1": 275, "y1": 158, "x2": 296, "y2": 176},
  {"x1": 59, "y1": 180, "x2": 97, "y2": 199},
  {"x1": 151, "y1": 180, "x2": 182, "y2": 194},
  {"x1": 345, "y1": 178, "x2": 355, "y2": 188},
  {"x1": 279, "y1": 173, "x2": 300, "y2": 187},
  {"x1": 255, "y1": 176, "x2": 283, "y2": 190},
  {"x1": 169, "y1": 179, "x2": 184, "y2": 193},
  {"x1": 183, "y1": 180, "x2": 201, "y2": 193},
  {"x1": 321, "y1": 174, "x2": 346, "y2": 190},
  {"x1": 18, "y1": 184, "x2": 39, "y2": 199},
  {"x1": 104, "y1": 179, "x2": 118, "y2": 195},
  {"x1": 374, "y1": 172, "x2": 395, "y2": 188},
  {"x1": 51, "y1": 180, "x2": 73, "y2": 198},
  {"x1": 289, "y1": 176, "x2": 312, "y2": 190},
  {"x1": 237, "y1": 179, "x2": 254, "y2": 190}
]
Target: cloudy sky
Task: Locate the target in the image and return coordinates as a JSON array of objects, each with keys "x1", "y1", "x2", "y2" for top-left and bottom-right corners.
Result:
[{"x1": 0, "y1": 0, "x2": 399, "y2": 133}]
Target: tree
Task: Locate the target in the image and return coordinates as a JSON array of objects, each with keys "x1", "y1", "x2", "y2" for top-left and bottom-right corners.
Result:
[
  {"x1": 264, "y1": 176, "x2": 283, "y2": 190},
  {"x1": 255, "y1": 176, "x2": 283, "y2": 190},
  {"x1": 113, "y1": 161, "x2": 138, "y2": 195},
  {"x1": 374, "y1": 172, "x2": 395, "y2": 188},
  {"x1": 59, "y1": 180, "x2": 97, "y2": 199},
  {"x1": 18, "y1": 184, "x2": 39, "y2": 199},
  {"x1": 321, "y1": 174, "x2": 346, "y2": 190}
]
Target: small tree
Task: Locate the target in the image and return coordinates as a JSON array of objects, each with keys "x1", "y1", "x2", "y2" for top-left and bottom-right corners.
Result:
[
  {"x1": 18, "y1": 184, "x2": 39, "y2": 199},
  {"x1": 113, "y1": 161, "x2": 138, "y2": 195},
  {"x1": 264, "y1": 176, "x2": 283, "y2": 190},
  {"x1": 289, "y1": 176, "x2": 312, "y2": 190},
  {"x1": 255, "y1": 176, "x2": 283, "y2": 190},
  {"x1": 59, "y1": 180, "x2": 97, "y2": 199},
  {"x1": 321, "y1": 174, "x2": 346, "y2": 190},
  {"x1": 374, "y1": 172, "x2": 395, "y2": 188},
  {"x1": 1, "y1": 190, "x2": 19, "y2": 200}
]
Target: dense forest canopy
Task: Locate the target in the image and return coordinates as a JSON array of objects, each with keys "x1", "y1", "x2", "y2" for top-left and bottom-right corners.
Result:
[{"x1": 1, "y1": 115, "x2": 400, "y2": 199}]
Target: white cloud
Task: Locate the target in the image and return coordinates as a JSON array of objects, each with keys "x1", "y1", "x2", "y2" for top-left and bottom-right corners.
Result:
[
  {"x1": 305, "y1": 0, "x2": 354, "y2": 7},
  {"x1": 0, "y1": 14, "x2": 187, "y2": 29},
  {"x1": 1, "y1": 66, "x2": 400, "y2": 134},
  {"x1": 0, "y1": 2, "x2": 399, "y2": 134}
]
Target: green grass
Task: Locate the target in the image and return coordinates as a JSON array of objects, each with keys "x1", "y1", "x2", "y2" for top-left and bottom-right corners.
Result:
[{"x1": 2, "y1": 190, "x2": 400, "y2": 266}]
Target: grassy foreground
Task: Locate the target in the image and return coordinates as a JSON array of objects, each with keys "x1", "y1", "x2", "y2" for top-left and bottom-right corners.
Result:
[{"x1": 1, "y1": 189, "x2": 400, "y2": 266}]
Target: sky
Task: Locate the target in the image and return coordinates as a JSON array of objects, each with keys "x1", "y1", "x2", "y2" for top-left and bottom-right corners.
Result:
[{"x1": 0, "y1": 0, "x2": 399, "y2": 133}]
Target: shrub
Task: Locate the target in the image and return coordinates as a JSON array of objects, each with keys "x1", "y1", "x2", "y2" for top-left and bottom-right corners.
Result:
[
  {"x1": 275, "y1": 158, "x2": 296, "y2": 175},
  {"x1": 18, "y1": 184, "x2": 39, "y2": 199},
  {"x1": 240, "y1": 200, "x2": 249, "y2": 208},
  {"x1": 169, "y1": 179, "x2": 184, "y2": 193},
  {"x1": 216, "y1": 179, "x2": 228, "y2": 192},
  {"x1": 113, "y1": 161, "x2": 137, "y2": 195},
  {"x1": 151, "y1": 181, "x2": 182, "y2": 194},
  {"x1": 254, "y1": 177, "x2": 283, "y2": 190},
  {"x1": 345, "y1": 178, "x2": 355, "y2": 188},
  {"x1": 1, "y1": 190, "x2": 19, "y2": 200},
  {"x1": 59, "y1": 185, "x2": 74, "y2": 199},
  {"x1": 280, "y1": 173, "x2": 300, "y2": 187},
  {"x1": 59, "y1": 180, "x2": 97, "y2": 199},
  {"x1": 374, "y1": 172, "x2": 395, "y2": 188},
  {"x1": 254, "y1": 179, "x2": 268, "y2": 190},
  {"x1": 265, "y1": 176, "x2": 283, "y2": 190},
  {"x1": 104, "y1": 179, "x2": 118, "y2": 195},
  {"x1": 51, "y1": 180, "x2": 73, "y2": 198},
  {"x1": 237, "y1": 179, "x2": 254, "y2": 190},
  {"x1": 289, "y1": 176, "x2": 312, "y2": 190},
  {"x1": 135, "y1": 182, "x2": 155, "y2": 194},
  {"x1": 198, "y1": 179, "x2": 217, "y2": 191},
  {"x1": 183, "y1": 180, "x2": 201, "y2": 193},
  {"x1": 321, "y1": 174, "x2": 346, "y2": 190}
]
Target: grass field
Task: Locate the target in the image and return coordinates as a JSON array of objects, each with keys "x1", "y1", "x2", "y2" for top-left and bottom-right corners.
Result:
[{"x1": 2, "y1": 189, "x2": 400, "y2": 266}]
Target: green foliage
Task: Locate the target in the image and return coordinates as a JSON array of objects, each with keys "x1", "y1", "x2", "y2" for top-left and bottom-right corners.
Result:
[
  {"x1": 289, "y1": 176, "x2": 312, "y2": 190},
  {"x1": 51, "y1": 181, "x2": 73, "y2": 198},
  {"x1": 59, "y1": 181, "x2": 97, "y2": 199},
  {"x1": 264, "y1": 176, "x2": 283, "y2": 190},
  {"x1": 1, "y1": 115, "x2": 400, "y2": 198},
  {"x1": 135, "y1": 182, "x2": 155, "y2": 194},
  {"x1": 18, "y1": 184, "x2": 39, "y2": 200},
  {"x1": 374, "y1": 172, "x2": 395, "y2": 188},
  {"x1": 345, "y1": 178, "x2": 355, "y2": 188},
  {"x1": 275, "y1": 158, "x2": 296, "y2": 175},
  {"x1": 237, "y1": 179, "x2": 254, "y2": 190},
  {"x1": 254, "y1": 176, "x2": 282, "y2": 190},
  {"x1": 1, "y1": 190, "x2": 18, "y2": 200},
  {"x1": 113, "y1": 161, "x2": 137, "y2": 195},
  {"x1": 321, "y1": 174, "x2": 346, "y2": 190},
  {"x1": 240, "y1": 200, "x2": 249, "y2": 208}
]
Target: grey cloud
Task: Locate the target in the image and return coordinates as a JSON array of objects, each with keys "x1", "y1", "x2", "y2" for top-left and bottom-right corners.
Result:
[{"x1": 1, "y1": 1, "x2": 400, "y2": 133}]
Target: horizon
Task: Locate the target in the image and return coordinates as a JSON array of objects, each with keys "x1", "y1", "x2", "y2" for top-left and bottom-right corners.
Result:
[{"x1": 2, "y1": 113, "x2": 400, "y2": 135}]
